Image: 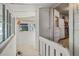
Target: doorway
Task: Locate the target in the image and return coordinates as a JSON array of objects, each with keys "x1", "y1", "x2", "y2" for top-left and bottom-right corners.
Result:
[{"x1": 55, "y1": 3, "x2": 69, "y2": 48}]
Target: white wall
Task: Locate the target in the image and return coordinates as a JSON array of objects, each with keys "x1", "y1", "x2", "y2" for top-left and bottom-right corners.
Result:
[
  {"x1": 49, "y1": 8, "x2": 54, "y2": 41},
  {"x1": 39, "y1": 8, "x2": 50, "y2": 39},
  {"x1": 74, "y1": 4, "x2": 79, "y2": 56},
  {"x1": 69, "y1": 4, "x2": 79, "y2": 56},
  {"x1": 18, "y1": 16, "x2": 36, "y2": 24},
  {"x1": 0, "y1": 35, "x2": 16, "y2": 56},
  {"x1": 35, "y1": 7, "x2": 39, "y2": 50}
]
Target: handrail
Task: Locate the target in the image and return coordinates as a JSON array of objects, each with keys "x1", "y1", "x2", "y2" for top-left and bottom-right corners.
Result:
[
  {"x1": 0, "y1": 34, "x2": 14, "y2": 54},
  {"x1": 39, "y1": 36, "x2": 70, "y2": 56}
]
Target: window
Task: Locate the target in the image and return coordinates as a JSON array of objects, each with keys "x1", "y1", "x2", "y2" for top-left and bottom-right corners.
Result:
[
  {"x1": 8, "y1": 12, "x2": 11, "y2": 37},
  {"x1": 19, "y1": 23, "x2": 35, "y2": 32},
  {"x1": 0, "y1": 4, "x2": 15, "y2": 44},
  {"x1": 5, "y1": 6, "x2": 7, "y2": 39},
  {"x1": 0, "y1": 4, "x2": 3, "y2": 43},
  {"x1": 20, "y1": 24, "x2": 28, "y2": 31},
  {"x1": 2, "y1": 4, "x2": 5, "y2": 41}
]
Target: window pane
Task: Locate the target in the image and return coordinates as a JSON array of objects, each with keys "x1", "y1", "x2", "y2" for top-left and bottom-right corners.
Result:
[
  {"x1": 9, "y1": 13, "x2": 11, "y2": 36},
  {"x1": 5, "y1": 8, "x2": 7, "y2": 39},
  {"x1": 11, "y1": 17, "x2": 15, "y2": 34},
  {"x1": 20, "y1": 24, "x2": 28, "y2": 31},
  {"x1": 7, "y1": 10, "x2": 9, "y2": 38},
  {"x1": 0, "y1": 4, "x2": 3, "y2": 43},
  {"x1": 2, "y1": 4, "x2": 5, "y2": 41}
]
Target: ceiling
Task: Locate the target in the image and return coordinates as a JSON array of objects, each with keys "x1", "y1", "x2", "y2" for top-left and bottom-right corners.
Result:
[
  {"x1": 6, "y1": 3, "x2": 69, "y2": 18},
  {"x1": 55, "y1": 3, "x2": 69, "y2": 16},
  {"x1": 7, "y1": 3, "x2": 60, "y2": 18}
]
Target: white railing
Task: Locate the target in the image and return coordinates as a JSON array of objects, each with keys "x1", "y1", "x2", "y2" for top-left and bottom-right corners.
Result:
[{"x1": 39, "y1": 36, "x2": 70, "y2": 56}]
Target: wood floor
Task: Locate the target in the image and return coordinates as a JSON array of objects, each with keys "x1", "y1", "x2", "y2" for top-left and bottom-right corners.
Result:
[{"x1": 58, "y1": 38, "x2": 69, "y2": 48}]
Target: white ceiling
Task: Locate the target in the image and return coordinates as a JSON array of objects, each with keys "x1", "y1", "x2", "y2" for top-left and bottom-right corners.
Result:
[
  {"x1": 7, "y1": 3, "x2": 60, "y2": 18},
  {"x1": 55, "y1": 3, "x2": 69, "y2": 16}
]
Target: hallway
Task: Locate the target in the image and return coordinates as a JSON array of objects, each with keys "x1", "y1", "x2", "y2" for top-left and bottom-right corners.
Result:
[
  {"x1": 16, "y1": 31, "x2": 39, "y2": 56},
  {"x1": 0, "y1": 3, "x2": 70, "y2": 56},
  {"x1": 1, "y1": 3, "x2": 79, "y2": 56}
]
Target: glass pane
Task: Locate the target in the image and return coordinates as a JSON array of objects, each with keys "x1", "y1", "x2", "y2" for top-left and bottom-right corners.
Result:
[
  {"x1": 5, "y1": 8, "x2": 7, "y2": 39},
  {"x1": 12, "y1": 17, "x2": 15, "y2": 34},
  {"x1": 0, "y1": 4, "x2": 3, "y2": 43},
  {"x1": 7, "y1": 10, "x2": 9, "y2": 38},
  {"x1": 2, "y1": 4, "x2": 5, "y2": 41},
  {"x1": 20, "y1": 24, "x2": 28, "y2": 31},
  {"x1": 9, "y1": 13, "x2": 11, "y2": 36}
]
